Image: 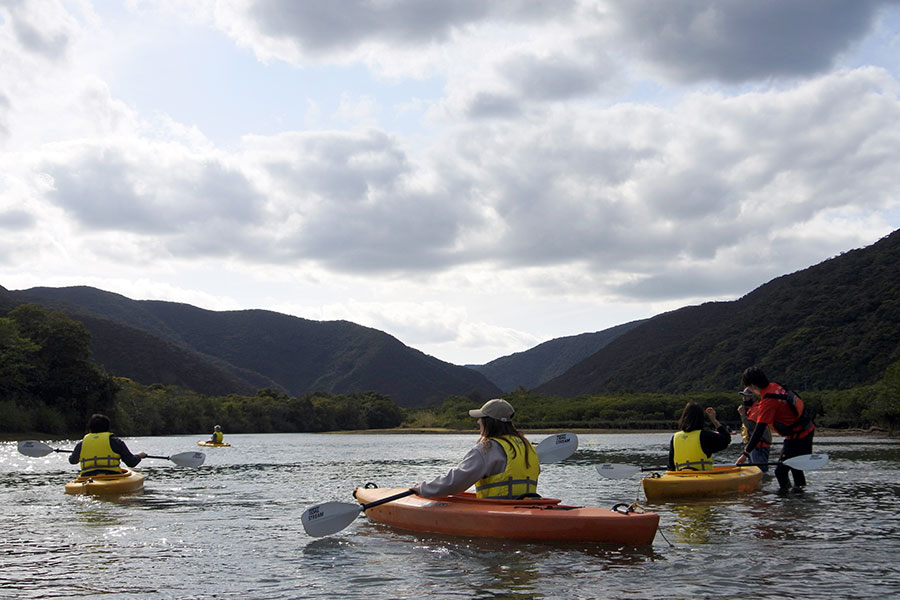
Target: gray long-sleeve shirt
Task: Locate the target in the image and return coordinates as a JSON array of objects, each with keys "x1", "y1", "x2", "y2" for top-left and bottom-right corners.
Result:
[{"x1": 415, "y1": 440, "x2": 509, "y2": 498}]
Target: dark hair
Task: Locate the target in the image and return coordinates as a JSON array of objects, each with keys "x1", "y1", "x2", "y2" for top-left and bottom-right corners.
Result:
[
  {"x1": 479, "y1": 416, "x2": 535, "y2": 468},
  {"x1": 741, "y1": 366, "x2": 770, "y2": 389},
  {"x1": 677, "y1": 402, "x2": 705, "y2": 432},
  {"x1": 87, "y1": 413, "x2": 111, "y2": 433}
]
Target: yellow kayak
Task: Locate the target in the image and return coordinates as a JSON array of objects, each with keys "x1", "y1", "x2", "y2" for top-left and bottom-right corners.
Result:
[
  {"x1": 197, "y1": 441, "x2": 231, "y2": 447},
  {"x1": 642, "y1": 466, "x2": 763, "y2": 500},
  {"x1": 64, "y1": 469, "x2": 145, "y2": 495}
]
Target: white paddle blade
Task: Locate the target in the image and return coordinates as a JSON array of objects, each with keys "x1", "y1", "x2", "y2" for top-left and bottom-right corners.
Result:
[
  {"x1": 17, "y1": 440, "x2": 55, "y2": 458},
  {"x1": 783, "y1": 453, "x2": 829, "y2": 471},
  {"x1": 302, "y1": 501, "x2": 363, "y2": 537},
  {"x1": 536, "y1": 432, "x2": 579, "y2": 464},
  {"x1": 169, "y1": 451, "x2": 206, "y2": 468},
  {"x1": 595, "y1": 463, "x2": 641, "y2": 479}
]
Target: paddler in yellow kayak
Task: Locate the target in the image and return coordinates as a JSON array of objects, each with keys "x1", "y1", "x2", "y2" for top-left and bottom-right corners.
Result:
[
  {"x1": 209, "y1": 425, "x2": 225, "y2": 444},
  {"x1": 68, "y1": 413, "x2": 147, "y2": 476},
  {"x1": 413, "y1": 398, "x2": 540, "y2": 499},
  {"x1": 668, "y1": 402, "x2": 731, "y2": 471}
]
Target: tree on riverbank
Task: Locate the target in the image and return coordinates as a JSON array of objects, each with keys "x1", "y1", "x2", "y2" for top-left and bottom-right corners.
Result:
[
  {"x1": 0, "y1": 305, "x2": 116, "y2": 433},
  {"x1": 2, "y1": 303, "x2": 896, "y2": 436},
  {"x1": 408, "y1": 371, "x2": 900, "y2": 433},
  {"x1": 0, "y1": 305, "x2": 406, "y2": 436}
]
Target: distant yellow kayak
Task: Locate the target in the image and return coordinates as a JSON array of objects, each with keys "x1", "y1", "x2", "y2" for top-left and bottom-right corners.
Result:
[
  {"x1": 642, "y1": 466, "x2": 763, "y2": 500},
  {"x1": 64, "y1": 469, "x2": 145, "y2": 495},
  {"x1": 197, "y1": 441, "x2": 231, "y2": 447}
]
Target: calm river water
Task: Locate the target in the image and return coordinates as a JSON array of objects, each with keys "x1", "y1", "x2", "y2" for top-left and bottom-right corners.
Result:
[{"x1": 2, "y1": 432, "x2": 899, "y2": 599}]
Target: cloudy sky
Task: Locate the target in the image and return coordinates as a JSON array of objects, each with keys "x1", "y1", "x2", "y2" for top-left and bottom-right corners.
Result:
[{"x1": 2, "y1": 1, "x2": 899, "y2": 365}]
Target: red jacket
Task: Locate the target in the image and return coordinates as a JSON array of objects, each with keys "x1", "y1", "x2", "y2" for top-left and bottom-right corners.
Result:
[{"x1": 755, "y1": 382, "x2": 814, "y2": 439}]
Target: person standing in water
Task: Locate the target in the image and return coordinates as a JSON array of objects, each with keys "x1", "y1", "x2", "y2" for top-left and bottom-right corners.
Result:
[
  {"x1": 737, "y1": 366, "x2": 815, "y2": 491},
  {"x1": 738, "y1": 387, "x2": 772, "y2": 472}
]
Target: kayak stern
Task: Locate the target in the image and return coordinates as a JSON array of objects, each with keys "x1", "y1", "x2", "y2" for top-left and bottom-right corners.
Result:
[{"x1": 64, "y1": 469, "x2": 145, "y2": 495}]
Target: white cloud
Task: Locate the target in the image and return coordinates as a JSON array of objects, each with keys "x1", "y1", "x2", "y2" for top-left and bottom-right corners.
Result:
[{"x1": 1, "y1": 0, "x2": 899, "y2": 365}]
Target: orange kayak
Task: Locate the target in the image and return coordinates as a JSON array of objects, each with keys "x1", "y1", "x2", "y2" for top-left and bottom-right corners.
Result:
[
  {"x1": 353, "y1": 487, "x2": 659, "y2": 546},
  {"x1": 641, "y1": 466, "x2": 763, "y2": 501},
  {"x1": 64, "y1": 469, "x2": 145, "y2": 495}
]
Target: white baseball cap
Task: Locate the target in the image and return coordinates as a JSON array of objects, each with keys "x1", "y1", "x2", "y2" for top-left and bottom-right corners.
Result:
[{"x1": 469, "y1": 398, "x2": 515, "y2": 422}]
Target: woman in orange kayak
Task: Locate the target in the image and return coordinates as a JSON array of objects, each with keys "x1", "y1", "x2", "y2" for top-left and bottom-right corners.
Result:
[{"x1": 413, "y1": 398, "x2": 540, "y2": 499}]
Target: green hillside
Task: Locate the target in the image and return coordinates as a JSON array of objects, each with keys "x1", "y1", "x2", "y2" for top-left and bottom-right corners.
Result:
[
  {"x1": 470, "y1": 321, "x2": 645, "y2": 392},
  {"x1": 1, "y1": 287, "x2": 501, "y2": 407},
  {"x1": 538, "y1": 229, "x2": 900, "y2": 395}
]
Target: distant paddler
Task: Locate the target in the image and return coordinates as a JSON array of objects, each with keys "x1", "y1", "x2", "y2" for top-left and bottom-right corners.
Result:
[{"x1": 210, "y1": 425, "x2": 225, "y2": 444}]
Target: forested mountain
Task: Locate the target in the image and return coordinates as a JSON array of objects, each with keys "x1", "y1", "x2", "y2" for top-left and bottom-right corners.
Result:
[
  {"x1": 4, "y1": 229, "x2": 899, "y2": 407},
  {"x1": 537, "y1": 229, "x2": 900, "y2": 396},
  {"x1": 0, "y1": 286, "x2": 500, "y2": 407},
  {"x1": 470, "y1": 320, "x2": 645, "y2": 392}
]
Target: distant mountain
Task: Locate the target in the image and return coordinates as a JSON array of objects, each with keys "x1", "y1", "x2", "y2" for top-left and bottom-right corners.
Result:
[
  {"x1": 0, "y1": 286, "x2": 501, "y2": 407},
  {"x1": 537, "y1": 229, "x2": 900, "y2": 396},
  {"x1": 470, "y1": 321, "x2": 646, "y2": 392},
  {"x1": 7, "y1": 229, "x2": 898, "y2": 404}
]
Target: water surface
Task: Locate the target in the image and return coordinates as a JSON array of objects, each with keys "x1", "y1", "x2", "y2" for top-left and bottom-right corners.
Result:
[{"x1": 2, "y1": 432, "x2": 899, "y2": 599}]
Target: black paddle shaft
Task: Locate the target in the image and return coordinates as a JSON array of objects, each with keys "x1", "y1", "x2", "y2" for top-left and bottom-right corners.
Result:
[{"x1": 361, "y1": 489, "x2": 416, "y2": 511}]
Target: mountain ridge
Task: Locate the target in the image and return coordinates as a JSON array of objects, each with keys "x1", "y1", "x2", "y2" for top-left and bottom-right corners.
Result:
[
  {"x1": 537, "y1": 229, "x2": 900, "y2": 395},
  {"x1": 4, "y1": 229, "x2": 898, "y2": 404},
  {"x1": 470, "y1": 321, "x2": 645, "y2": 392},
  {"x1": 0, "y1": 286, "x2": 502, "y2": 407}
]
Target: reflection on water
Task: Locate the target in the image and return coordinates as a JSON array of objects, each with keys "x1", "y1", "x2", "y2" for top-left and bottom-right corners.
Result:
[
  {"x1": 1, "y1": 432, "x2": 899, "y2": 599},
  {"x1": 667, "y1": 503, "x2": 718, "y2": 544}
]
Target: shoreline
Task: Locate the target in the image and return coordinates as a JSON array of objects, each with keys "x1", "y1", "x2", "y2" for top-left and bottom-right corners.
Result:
[
  {"x1": 2, "y1": 426, "x2": 895, "y2": 442},
  {"x1": 326, "y1": 426, "x2": 897, "y2": 437}
]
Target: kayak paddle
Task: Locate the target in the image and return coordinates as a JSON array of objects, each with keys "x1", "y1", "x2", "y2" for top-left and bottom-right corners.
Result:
[
  {"x1": 535, "y1": 431, "x2": 579, "y2": 464},
  {"x1": 301, "y1": 432, "x2": 580, "y2": 537},
  {"x1": 146, "y1": 452, "x2": 206, "y2": 468},
  {"x1": 17, "y1": 440, "x2": 71, "y2": 456},
  {"x1": 595, "y1": 453, "x2": 829, "y2": 479},
  {"x1": 302, "y1": 488, "x2": 416, "y2": 537},
  {"x1": 17, "y1": 440, "x2": 206, "y2": 467}
]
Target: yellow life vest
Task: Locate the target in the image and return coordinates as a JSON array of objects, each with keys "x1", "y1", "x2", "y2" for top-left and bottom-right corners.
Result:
[
  {"x1": 475, "y1": 435, "x2": 540, "y2": 499},
  {"x1": 672, "y1": 429, "x2": 713, "y2": 471},
  {"x1": 79, "y1": 432, "x2": 121, "y2": 476},
  {"x1": 212, "y1": 431, "x2": 224, "y2": 443}
]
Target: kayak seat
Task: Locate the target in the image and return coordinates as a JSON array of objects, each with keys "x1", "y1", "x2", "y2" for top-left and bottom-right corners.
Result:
[{"x1": 514, "y1": 493, "x2": 542, "y2": 500}]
